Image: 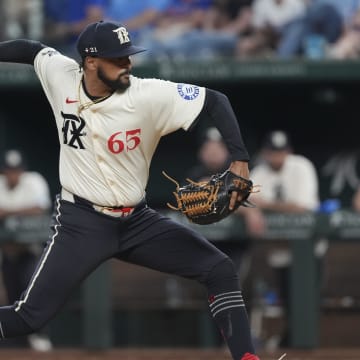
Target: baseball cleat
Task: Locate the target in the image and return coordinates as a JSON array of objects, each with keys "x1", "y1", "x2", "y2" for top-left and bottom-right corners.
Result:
[
  {"x1": 240, "y1": 353, "x2": 260, "y2": 360},
  {"x1": 240, "y1": 353, "x2": 286, "y2": 360}
]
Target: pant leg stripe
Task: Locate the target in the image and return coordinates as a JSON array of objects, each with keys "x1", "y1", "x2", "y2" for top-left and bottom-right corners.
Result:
[
  {"x1": 213, "y1": 291, "x2": 242, "y2": 299},
  {"x1": 0, "y1": 321, "x2": 5, "y2": 339},
  {"x1": 210, "y1": 299, "x2": 245, "y2": 313},
  {"x1": 212, "y1": 304, "x2": 245, "y2": 317},
  {"x1": 209, "y1": 294, "x2": 243, "y2": 308},
  {"x1": 15, "y1": 196, "x2": 62, "y2": 312}
]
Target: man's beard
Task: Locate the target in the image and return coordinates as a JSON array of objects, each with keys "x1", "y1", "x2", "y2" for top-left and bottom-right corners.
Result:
[{"x1": 97, "y1": 68, "x2": 131, "y2": 91}]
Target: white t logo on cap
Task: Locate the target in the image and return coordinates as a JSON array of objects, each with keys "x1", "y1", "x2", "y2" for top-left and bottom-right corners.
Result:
[{"x1": 113, "y1": 27, "x2": 130, "y2": 44}]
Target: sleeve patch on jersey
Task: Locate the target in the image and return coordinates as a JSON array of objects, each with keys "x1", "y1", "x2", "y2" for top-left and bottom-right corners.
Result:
[{"x1": 177, "y1": 83, "x2": 200, "y2": 100}]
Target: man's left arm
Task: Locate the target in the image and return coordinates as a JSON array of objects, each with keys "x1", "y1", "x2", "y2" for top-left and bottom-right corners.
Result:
[{"x1": 193, "y1": 88, "x2": 250, "y2": 209}]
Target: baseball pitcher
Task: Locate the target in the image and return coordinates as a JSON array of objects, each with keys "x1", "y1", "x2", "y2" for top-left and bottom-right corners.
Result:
[{"x1": 0, "y1": 21, "x2": 280, "y2": 360}]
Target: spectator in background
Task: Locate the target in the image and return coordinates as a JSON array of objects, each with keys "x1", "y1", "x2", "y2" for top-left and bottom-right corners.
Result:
[
  {"x1": 0, "y1": 150, "x2": 52, "y2": 351},
  {"x1": 210, "y1": 0, "x2": 253, "y2": 28},
  {"x1": 134, "y1": 0, "x2": 214, "y2": 61},
  {"x1": 153, "y1": 0, "x2": 254, "y2": 61},
  {"x1": 236, "y1": 0, "x2": 306, "y2": 58},
  {"x1": 103, "y1": 0, "x2": 171, "y2": 63},
  {"x1": 43, "y1": 0, "x2": 105, "y2": 57},
  {"x1": 211, "y1": 1, "x2": 253, "y2": 34},
  {"x1": 104, "y1": 0, "x2": 251, "y2": 61},
  {"x1": 0, "y1": 0, "x2": 43, "y2": 40},
  {"x1": 305, "y1": 0, "x2": 360, "y2": 38},
  {"x1": 151, "y1": 0, "x2": 213, "y2": 38},
  {"x1": 243, "y1": 130, "x2": 324, "y2": 348},
  {"x1": 277, "y1": 0, "x2": 360, "y2": 58},
  {"x1": 105, "y1": 0, "x2": 170, "y2": 39},
  {"x1": 328, "y1": 8, "x2": 360, "y2": 59}
]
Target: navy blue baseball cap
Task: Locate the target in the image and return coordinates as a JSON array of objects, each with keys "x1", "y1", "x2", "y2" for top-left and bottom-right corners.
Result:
[{"x1": 76, "y1": 21, "x2": 146, "y2": 59}]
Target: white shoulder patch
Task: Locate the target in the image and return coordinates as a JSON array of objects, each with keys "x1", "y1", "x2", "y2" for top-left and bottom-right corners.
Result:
[{"x1": 177, "y1": 83, "x2": 200, "y2": 100}]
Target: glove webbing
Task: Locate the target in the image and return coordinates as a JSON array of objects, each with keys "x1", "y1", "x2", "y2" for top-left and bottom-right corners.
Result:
[{"x1": 162, "y1": 171, "x2": 219, "y2": 216}]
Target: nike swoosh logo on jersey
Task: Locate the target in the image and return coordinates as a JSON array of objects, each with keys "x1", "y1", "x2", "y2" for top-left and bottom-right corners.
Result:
[{"x1": 66, "y1": 97, "x2": 78, "y2": 104}]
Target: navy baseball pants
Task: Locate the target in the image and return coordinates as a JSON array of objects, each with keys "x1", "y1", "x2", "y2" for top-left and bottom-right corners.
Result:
[{"x1": 0, "y1": 192, "x2": 254, "y2": 358}]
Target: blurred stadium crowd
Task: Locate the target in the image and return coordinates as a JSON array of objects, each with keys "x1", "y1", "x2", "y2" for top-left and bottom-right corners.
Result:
[{"x1": 1, "y1": 0, "x2": 360, "y2": 62}]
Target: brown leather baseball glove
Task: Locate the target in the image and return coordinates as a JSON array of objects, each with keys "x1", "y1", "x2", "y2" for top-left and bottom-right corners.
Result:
[{"x1": 163, "y1": 170, "x2": 256, "y2": 225}]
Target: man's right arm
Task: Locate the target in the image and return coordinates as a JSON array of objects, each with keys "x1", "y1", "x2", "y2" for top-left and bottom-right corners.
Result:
[{"x1": 0, "y1": 40, "x2": 46, "y2": 65}]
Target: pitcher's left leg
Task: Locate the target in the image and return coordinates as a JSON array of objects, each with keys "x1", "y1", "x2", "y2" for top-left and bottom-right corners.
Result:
[
  {"x1": 206, "y1": 257, "x2": 255, "y2": 360},
  {"x1": 117, "y1": 211, "x2": 257, "y2": 360}
]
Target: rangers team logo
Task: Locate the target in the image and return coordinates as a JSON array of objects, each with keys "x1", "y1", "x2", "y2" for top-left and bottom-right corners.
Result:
[
  {"x1": 113, "y1": 27, "x2": 130, "y2": 44},
  {"x1": 177, "y1": 84, "x2": 200, "y2": 101},
  {"x1": 61, "y1": 112, "x2": 86, "y2": 149}
]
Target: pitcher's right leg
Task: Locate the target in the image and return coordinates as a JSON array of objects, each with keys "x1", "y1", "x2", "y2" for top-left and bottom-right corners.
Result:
[{"x1": 0, "y1": 197, "x2": 118, "y2": 339}]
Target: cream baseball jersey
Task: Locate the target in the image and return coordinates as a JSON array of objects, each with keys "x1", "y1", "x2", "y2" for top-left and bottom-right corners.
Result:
[
  {"x1": 0, "y1": 172, "x2": 51, "y2": 210},
  {"x1": 34, "y1": 48, "x2": 206, "y2": 206}
]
